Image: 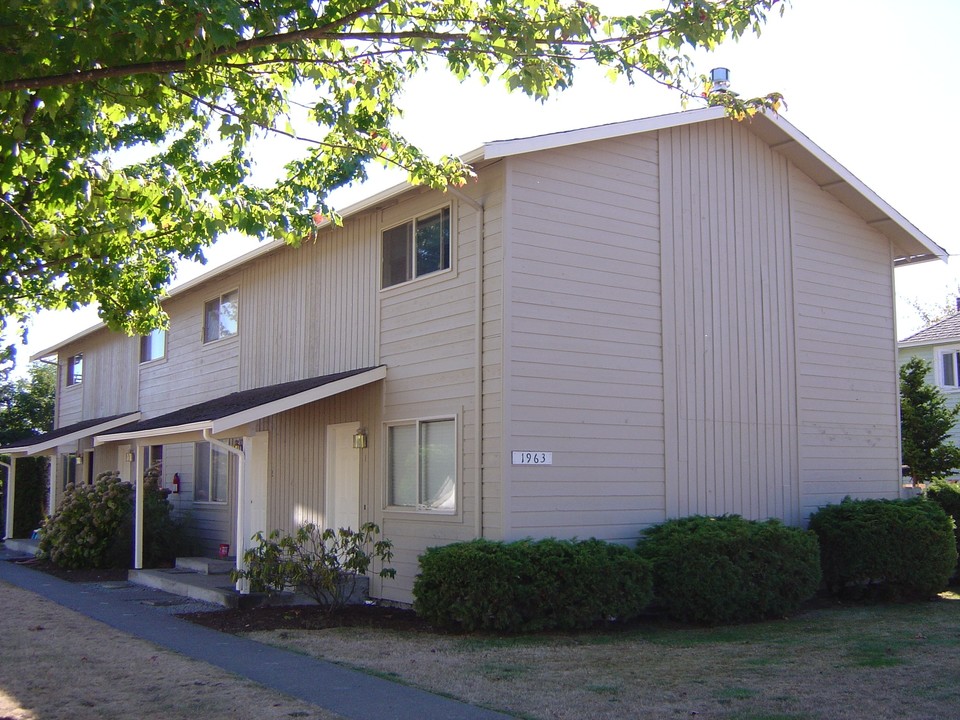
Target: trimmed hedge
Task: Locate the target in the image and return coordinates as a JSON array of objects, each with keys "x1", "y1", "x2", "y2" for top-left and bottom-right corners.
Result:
[
  {"x1": 637, "y1": 515, "x2": 821, "y2": 625},
  {"x1": 413, "y1": 538, "x2": 653, "y2": 632},
  {"x1": 808, "y1": 497, "x2": 957, "y2": 599},
  {"x1": 925, "y1": 479, "x2": 960, "y2": 577}
]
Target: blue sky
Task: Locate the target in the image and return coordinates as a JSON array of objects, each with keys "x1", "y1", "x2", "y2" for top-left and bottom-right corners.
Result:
[{"x1": 18, "y1": 0, "x2": 960, "y2": 371}]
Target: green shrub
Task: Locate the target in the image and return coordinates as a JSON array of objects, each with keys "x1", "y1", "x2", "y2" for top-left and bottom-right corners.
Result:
[
  {"x1": 39, "y1": 471, "x2": 132, "y2": 569},
  {"x1": 413, "y1": 538, "x2": 653, "y2": 632},
  {"x1": 38, "y1": 465, "x2": 184, "y2": 569},
  {"x1": 808, "y1": 497, "x2": 957, "y2": 600},
  {"x1": 232, "y1": 522, "x2": 396, "y2": 614},
  {"x1": 925, "y1": 479, "x2": 960, "y2": 578},
  {"x1": 636, "y1": 515, "x2": 821, "y2": 625}
]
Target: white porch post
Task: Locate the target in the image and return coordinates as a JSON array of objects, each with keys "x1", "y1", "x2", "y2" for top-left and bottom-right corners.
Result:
[
  {"x1": 134, "y1": 444, "x2": 144, "y2": 569},
  {"x1": 2, "y1": 456, "x2": 15, "y2": 539},
  {"x1": 47, "y1": 455, "x2": 59, "y2": 516}
]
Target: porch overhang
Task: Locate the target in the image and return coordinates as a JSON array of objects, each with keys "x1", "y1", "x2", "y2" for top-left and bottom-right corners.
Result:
[
  {"x1": 95, "y1": 366, "x2": 386, "y2": 446},
  {"x1": 1, "y1": 413, "x2": 141, "y2": 457}
]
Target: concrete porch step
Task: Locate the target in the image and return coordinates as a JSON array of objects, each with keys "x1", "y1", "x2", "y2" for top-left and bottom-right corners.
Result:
[
  {"x1": 175, "y1": 556, "x2": 235, "y2": 575},
  {"x1": 128, "y1": 558, "x2": 373, "y2": 609},
  {"x1": 2, "y1": 538, "x2": 39, "y2": 556},
  {"x1": 128, "y1": 567, "x2": 241, "y2": 608}
]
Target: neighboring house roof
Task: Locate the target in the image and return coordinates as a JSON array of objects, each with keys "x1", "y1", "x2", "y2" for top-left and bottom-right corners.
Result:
[
  {"x1": 899, "y1": 312, "x2": 960, "y2": 347},
  {"x1": 31, "y1": 107, "x2": 947, "y2": 360},
  {"x1": 0, "y1": 412, "x2": 141, "y2": 456},
  {"x1": 97, "y1": 366, "x2": 386, "y2": 442}
]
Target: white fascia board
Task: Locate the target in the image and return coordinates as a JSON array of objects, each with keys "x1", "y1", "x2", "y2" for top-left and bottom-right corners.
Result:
[
  {"x1": 899, "y1": 338, "x2": 960, "y2": 349},
  {"x1": 212, "y1": 365, "x2": 387, "y2": 434},
  {"x1": 0, "y1": 447, "x2": 30, "y2": 456},
  {"x1": 94, "y1": 420, "x2": 212, "y2": 446},
  {"x1": 28, "y1": 413, "x2": 142, "y2": 455},
  {"x1": 482, "y1": 107, "x2": 726, "y2": 159}
]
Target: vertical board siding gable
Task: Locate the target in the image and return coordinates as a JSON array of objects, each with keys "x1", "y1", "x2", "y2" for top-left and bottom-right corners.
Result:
[{"x1": 660, "y1": 120, "x2": 800, "y2": 524}]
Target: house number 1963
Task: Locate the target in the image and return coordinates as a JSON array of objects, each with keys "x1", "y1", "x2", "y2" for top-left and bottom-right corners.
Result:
[{"x1": 512, "y1": 451, "x2": 553, "y2": 465}]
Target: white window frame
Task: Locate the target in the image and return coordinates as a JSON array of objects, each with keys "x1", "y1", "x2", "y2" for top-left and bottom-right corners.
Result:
[
  {"x1": 139, "y1": 328, "x2": 167, "y2": 364},
  {"x1": 66, "y1": 353, "x2": 83, "y2": 386},
  {"x1": 380, "y1": 206, "x2": 452, "y2": 289},
  {"x1": 202, "y1": 289, "x2": 239, "y2": 344},
  {"x1": 937, "y1": 347, "x2": 960, "y2": 391},
  {"x1": 385, "y1": 415, "x2": 458, "y2": 514},
  {"x1": 193, "y1": 441, "x2": 232, "y2": 505}
]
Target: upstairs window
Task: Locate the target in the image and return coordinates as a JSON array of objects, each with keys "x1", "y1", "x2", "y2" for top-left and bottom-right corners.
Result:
[
  {"x1": 941, "y1": 350, "x2": 960, "y2": 389},
  {"x1": 203, "y1": 290, "x2": 239, "y2": 343},
  {"x1": 66, "y1": 354, "x2": 83, "y2": 386},
  {"x1": 140, "y1": 328, "x2": 166, "y2": 363},
  {"x1": 382, "y1": 207, "x2": 451, "y2": 288}
]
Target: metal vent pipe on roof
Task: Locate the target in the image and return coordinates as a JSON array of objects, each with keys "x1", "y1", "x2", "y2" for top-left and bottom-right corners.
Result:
[{"x1": 709, "y1": 67, "x2": 731, "y2": 93}]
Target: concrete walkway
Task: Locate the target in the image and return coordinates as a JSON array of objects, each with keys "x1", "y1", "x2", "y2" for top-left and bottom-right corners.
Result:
[{"x1": 0, "y1": 547, "x2": 512, "y2": 720}]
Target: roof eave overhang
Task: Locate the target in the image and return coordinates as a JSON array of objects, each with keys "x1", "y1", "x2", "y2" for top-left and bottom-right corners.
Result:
[
  {"x1": 95, "y1": 366, "x2": 387, "y2": 445},
  {"x1": 17, "y1": 413, "x2": 142, "y2": 456},
  {"x1": 899, "y1": 337, "x2": 960, "y2": 349},
  {"x1": 210, "y1": 365, "x2": 386, "y2": 434},
  {"x1": 95, "y1": 420, "x2": 213, "y2": 446},
  {"x1": 745, "y1": 114, "x2": 947, "y2": 265}
]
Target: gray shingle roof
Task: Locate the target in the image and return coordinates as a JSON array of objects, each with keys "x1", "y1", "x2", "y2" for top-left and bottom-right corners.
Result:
[
  {"x1": 901, "y1": 312, "x2": 960, "y2": 345},
  {"x1": 100, "y1": 367, "x2": 379, "y2": 436},
  {"x1": 0, "y1": 413, "x2": 137, "y2": 452}
]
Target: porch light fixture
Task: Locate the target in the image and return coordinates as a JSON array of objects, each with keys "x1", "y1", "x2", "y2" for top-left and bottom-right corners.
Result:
[
  {"x1": 352, "y1": 429, "x2": 368, "y2": 449},
  {"x1": 74, "y1": 454, "x2": 83, "y2": 465},
  {"x1": 125, "y1": 452, "x2": 135, "y2": 463}
]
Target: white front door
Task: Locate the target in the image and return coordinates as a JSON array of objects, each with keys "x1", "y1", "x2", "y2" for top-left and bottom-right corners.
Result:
[{"x1": 325, "y1": 422, "x2": 360, "y2": 531}]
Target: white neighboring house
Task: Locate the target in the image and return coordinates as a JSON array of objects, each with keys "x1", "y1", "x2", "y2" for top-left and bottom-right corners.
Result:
[
  {"x1": 2, "y1": 107, "x2": 946, "y2": 604},
  {"x1": 898, "y1": 311, "x2": 960, "y2": 479}
]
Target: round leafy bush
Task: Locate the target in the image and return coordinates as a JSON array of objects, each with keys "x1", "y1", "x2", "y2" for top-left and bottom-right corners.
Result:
[
  {"x1": 809, "y1": 497, "x2": 957, "y2": 599},
  {"x1": 925, "y1": 479, "x2": 960, "y2": 578},
  {"x1": 637, "y1": 515, "x2": 821, "y2": 625},
  {"x1": 413, "y1": 538, "x2": 653, "y2": 632},
  {"x1": 39, "y1": 471, "x2": 132, "y2": 569},
  {"x1": 38, "y1": 465, "x2": 183, "y2": 569}
]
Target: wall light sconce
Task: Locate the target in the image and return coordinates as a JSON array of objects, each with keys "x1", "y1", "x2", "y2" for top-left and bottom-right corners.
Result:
[
  {"x1": 125, "y1": 452, "x2": 135, "y2": 463},
  {"x1": 75, "y1": 454, "x2": 83, "y2": 465},
  {"x1": 352, "y1": 429, "x2": 368, "y2": 450}
]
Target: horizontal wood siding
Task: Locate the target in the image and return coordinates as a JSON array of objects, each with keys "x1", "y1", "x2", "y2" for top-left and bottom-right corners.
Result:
[
  {"x1": 660, "y1": 120, "x2": 800, "y2": 524},
  {"x1": 55, "y1": 331, "x2": 138, "y2": 427},
  {"x1": 138, "y1": 277, "x2": 241, "y2": 418},
  {"x1": 482, "y1": 170, "x2": 505, "y2": 540},
  {"x1": 791, "y1": 165, "x2": 901, "y2": 515},
  {"x1": 239, "y1": 215, "x2": 378, "y2": 389},
  {"x1": 504, "y1": 135, "x2": 665, "y2": 543},
  {"x1": 377, "y1": 176, "x2": 502, "y2": 602}
]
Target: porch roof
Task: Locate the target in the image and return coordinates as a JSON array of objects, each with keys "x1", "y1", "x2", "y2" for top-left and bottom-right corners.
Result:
[
  {"x1": 95, "y1": 366, "x2": 386, "y2": 444},
  {"x1": 0, "y1": 412, "x2": 141, "y2": 456}
]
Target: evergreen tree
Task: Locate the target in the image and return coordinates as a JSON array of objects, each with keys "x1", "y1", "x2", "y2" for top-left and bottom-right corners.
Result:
[{"x1": 900, "y1": 357, "x2": 960, "y2": 484}]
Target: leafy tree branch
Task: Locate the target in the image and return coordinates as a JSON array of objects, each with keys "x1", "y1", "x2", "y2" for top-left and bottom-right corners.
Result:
[{"x1": 0, "y1": 0, "x2": 786, "y2": 338}]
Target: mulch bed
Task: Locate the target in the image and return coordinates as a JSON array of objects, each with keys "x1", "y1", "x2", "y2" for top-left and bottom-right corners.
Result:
[
  {"x1": 12, "y1": 557, "x2": 130, "y2": 583},
  {"x1": 179, "y1": 602, "x2": 436, "y2": 634}
]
